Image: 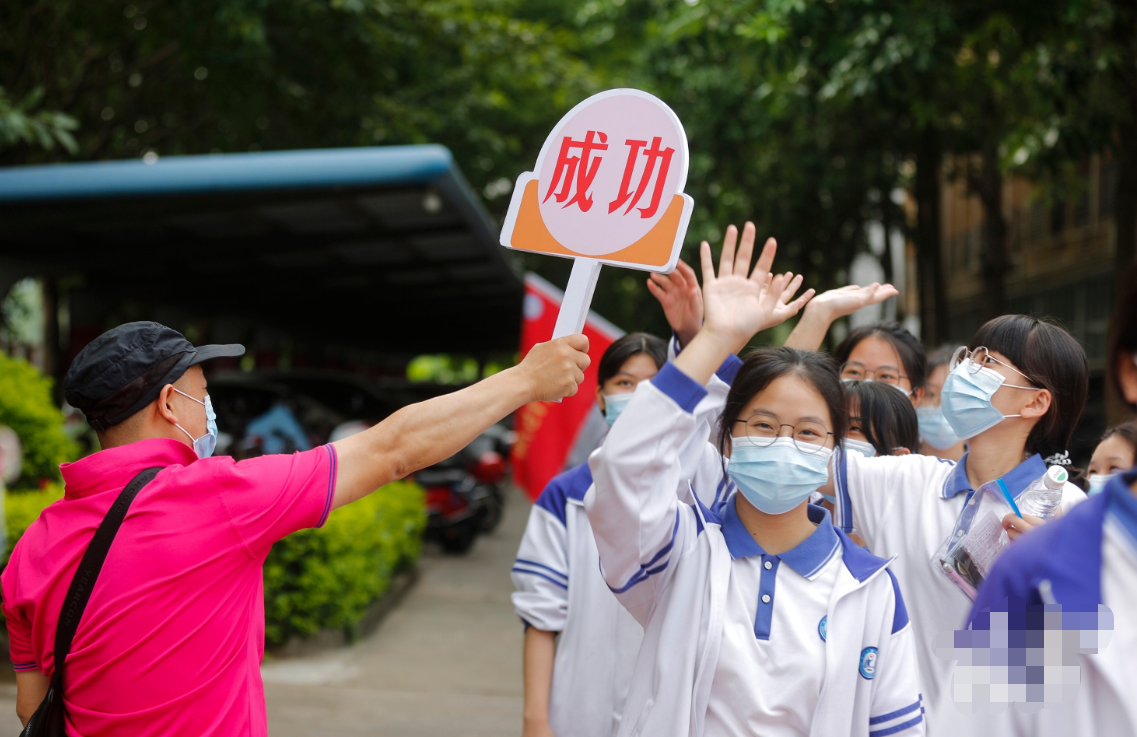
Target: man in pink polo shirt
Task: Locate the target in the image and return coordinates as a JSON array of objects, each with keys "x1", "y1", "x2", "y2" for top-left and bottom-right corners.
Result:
[{"x1": 2, "y1": 321, "x2": 589, "y2": 736}]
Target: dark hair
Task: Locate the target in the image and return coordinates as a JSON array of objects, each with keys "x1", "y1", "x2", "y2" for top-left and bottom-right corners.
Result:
[
  {"x1": 597, "y1": 332, "x2": 667, "y2": 387},
  {"x1": 1101, "y1": 420, "x2": 1137, "y2": 457},
  {"x1": 969, "y1": 315, "x2": 1089, "y2": 459},
  {"x1": 1108, "y1": 263, "x2": 1137, "y2": 410},
  {"x1": 716, "y1": 347, "x2": 848, "y2": 458},
  {"x1": 834, "y1": 322, "x2": 927, "y2": 391},
  {"x1": 846, "y1": 380, "x2": 921, "y2": 455}
]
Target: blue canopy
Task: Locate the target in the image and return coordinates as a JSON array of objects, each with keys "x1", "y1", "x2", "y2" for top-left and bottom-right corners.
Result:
[{"x1": 0, "y1": 146, "x2": 523, "y2": 360}]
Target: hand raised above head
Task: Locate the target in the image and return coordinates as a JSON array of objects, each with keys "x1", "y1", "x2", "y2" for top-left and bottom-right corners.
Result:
[
  {"x1": 520, "y1": 334, "x2": 591, "y2": 402},
  {"x1": 698, "y1": 222, "x2": 812, "y2": 355},
  {"x1": 647, "y1": 258, "x2": 703, "y2": 348},
  {"x1": 806, "y1": 283, "x2": 898, "y2": 322}
]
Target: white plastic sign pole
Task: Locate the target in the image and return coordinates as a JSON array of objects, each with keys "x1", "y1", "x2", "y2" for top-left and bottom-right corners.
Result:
[{"x1": 551, "y1": 259, "x2": 603, "y2": 340}]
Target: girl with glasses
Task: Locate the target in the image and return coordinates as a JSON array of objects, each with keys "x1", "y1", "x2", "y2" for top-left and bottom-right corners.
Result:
[
  {"x1": 960, "y1": 260, "x2": 1137, "y2": 737},
  {"x1": 812, "y1": 314, "x2": 1089, "y2": 735},
  {"x1": 786, "y1": 287, "x2": 926, "y2": 404},
  {"x1": 587, "y1": 225, "x2": 924, "y2": 737}
]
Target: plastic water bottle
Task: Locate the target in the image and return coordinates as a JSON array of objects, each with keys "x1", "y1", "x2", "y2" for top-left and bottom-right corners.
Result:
[{"x1": 1017, "y1": 466, "x2": 1068, "y2": 520}]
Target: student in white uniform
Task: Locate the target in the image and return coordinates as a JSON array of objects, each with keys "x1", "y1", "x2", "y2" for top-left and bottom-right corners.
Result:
[
  {"x1": 965, "y1": 273, "x2": 1137, "y2": 736},
  {"x1": 793, "y1": 306, "x2": 1090, "y2": 735},
  {"x1": 587, "y1": 225, "x2": 924, "y2": 737},
  {"x1": 513, "y1": 262, "x2": 733, "y2": 737}
]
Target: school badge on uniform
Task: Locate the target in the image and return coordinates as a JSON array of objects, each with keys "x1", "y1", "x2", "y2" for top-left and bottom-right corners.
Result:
[{"x1": 859, "y1": 647, "x2": 878, "y2": 680}]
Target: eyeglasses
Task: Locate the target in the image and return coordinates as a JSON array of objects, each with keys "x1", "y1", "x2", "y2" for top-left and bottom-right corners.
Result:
[
  {"x1": 732, "y1": 413, "x2": 834, "y2": 454},
  {"x1": 839, "y1": 361, "x2": 907, "y2": 386},
  {"x1": 950, "y1": 346, "x2": 1039, "y2": 389}
]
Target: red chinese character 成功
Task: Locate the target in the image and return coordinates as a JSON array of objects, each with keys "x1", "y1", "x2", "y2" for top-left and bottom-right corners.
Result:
[
  {"x1": 608, "y1": 136, "x2": 675, "y2": 218},
  {"x1": 543, "y1": 131, "x2": 609, "y2": 212}
]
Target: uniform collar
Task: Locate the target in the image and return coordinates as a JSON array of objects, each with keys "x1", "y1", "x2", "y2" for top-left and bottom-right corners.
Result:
[
  {"x1": 61, "y1": 438, "x2": 196, "y2": 500},
  {"x1": 940, "y1": 451, "x2": 1048, "y2": 500},
  {"x1": 720, "y1": 497, "x2": 840, "y2": 580}
]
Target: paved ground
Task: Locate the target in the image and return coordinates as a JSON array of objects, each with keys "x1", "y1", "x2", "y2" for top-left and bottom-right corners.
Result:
[
  {"x1": 0, "y1": 486, "x2": 531, "y2": 736},
  {"x1": 262, "y1": 486, "x2": 530, "y2": 736}
]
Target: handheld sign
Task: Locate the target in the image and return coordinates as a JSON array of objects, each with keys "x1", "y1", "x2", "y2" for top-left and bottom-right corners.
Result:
[{"x1": 500, "y1": 88, "x2": 694, "y2": 340}]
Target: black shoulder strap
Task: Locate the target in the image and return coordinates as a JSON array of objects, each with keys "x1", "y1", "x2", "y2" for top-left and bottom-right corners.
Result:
[{"x1": 52, "y1": 466, "x2": 163, "y2": 677}]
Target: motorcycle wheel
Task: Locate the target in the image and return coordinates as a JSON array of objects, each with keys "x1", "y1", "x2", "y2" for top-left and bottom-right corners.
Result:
[{"x1": 440, "y1": 519, "x2": 477, "y2": 554}]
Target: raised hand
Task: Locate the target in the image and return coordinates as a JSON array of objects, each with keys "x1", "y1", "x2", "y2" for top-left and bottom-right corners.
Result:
[
  {"x1": 646, "y1": 259, "x2": 703, "y2": 348},
  {"x1": 699, "y1": 222, "x2": 810, "y2": 356},
  {"x1": 805, "y1": 283, "x2": 899, "y2": 322},
  {"x1": 519, "y1": 334, "x2": 591, "y2": 402},
  {"x1": 783, "y1": 282, "x2": 899, "y2": 352}
]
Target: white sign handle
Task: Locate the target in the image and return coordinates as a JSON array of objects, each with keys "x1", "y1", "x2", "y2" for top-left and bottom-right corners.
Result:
[{"x1": 552, "y1": 258, "x2": 602, "y2": 340}]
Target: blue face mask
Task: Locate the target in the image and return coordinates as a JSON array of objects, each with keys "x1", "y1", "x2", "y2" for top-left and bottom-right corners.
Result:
[
  {"x1": 843, "y1": 438, "x2": 877, "y2": 458},
  {"x1": 728, "y1": 437, "x2": 833, "y2": 515},
  {"x1": 941, "y1": 361, "x2": 1028, "y2": 440},
  {"x1": 602, "y1": 393, "x2": 633, "y2": 426},
  {"x1": 916, "y1": 405, "x2": 960, "y2": 450},
  {"x1": 173, "y1": 389, "x2": 218, "y2": 459},
  {"x1": 1088, "y1": 474, "x2": 1116, "y2": 496}
]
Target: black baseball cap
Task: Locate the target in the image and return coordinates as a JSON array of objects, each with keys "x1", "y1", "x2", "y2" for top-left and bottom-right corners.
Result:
[{"x1": 64, "y1": 321, "x2": 245, "y2": 431}]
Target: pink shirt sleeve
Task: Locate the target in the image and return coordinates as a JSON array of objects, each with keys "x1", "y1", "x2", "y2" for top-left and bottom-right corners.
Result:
[
  {"x1": 3, "y1": 598, "x2": 38, "y2": 672},
  {"x1": 215, "y1": 444, "x2": 337, "y2": 559}
]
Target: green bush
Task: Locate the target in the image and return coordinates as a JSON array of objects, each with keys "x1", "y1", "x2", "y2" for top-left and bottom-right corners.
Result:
[
  {"x1": 5, "y1": 484, "x2": 64, "y2": 564},
  {"x1": 0, "y1": 353, "x2": 77, "y2": 486},
  {"x1": 263, "y1": 480, "x2": 426, "y2": 648}
]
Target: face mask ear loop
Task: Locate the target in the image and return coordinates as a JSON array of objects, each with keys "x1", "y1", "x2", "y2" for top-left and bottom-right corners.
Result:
[{"x1": 173, "y1": 422, "x2": 195, "y2": 443}]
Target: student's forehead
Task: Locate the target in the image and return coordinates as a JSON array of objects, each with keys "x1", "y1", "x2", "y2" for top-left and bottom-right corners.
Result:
[
  {"x1": 741, "y1": 376, "x2": 830, "y2": 415},
  {"x1": 848, "y1": 336, "x2": 902, "y2": 369}
]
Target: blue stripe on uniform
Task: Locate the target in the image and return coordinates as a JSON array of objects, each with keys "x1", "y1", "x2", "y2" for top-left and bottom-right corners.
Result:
[
  {"x1": 513, "y1": 558, "x2": 567, "y2": 581},
  {"x1": 886, "y1": 568, "x2": 910, "y2": 634},
  {"x1": 869, "y1": 697, "x2": 922, "y2": 724},
  {"x1": 605, "y1": 509, "x2": 679, "y2": 593},
  {"x1": 869, "y1": 714, "x2": 924, "y2": 737},
  {"x1": 511, "y1": 567, "x2": 568, "y2": 590}
]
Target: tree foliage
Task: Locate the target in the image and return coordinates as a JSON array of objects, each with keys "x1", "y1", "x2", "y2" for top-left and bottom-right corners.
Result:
[{"x1": 2, "y1": 0, "x2": 1133, "y2": 337}]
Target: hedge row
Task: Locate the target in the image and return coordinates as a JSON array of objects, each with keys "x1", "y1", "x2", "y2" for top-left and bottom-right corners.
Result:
[{"x1": 4, "y1": 480, "x2": 426, "y2": 647}]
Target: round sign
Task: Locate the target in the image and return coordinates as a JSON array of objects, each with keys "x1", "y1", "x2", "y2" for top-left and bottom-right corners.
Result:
[{"x1": 533, "y1": 89, "x2": 689, "y2": 258}]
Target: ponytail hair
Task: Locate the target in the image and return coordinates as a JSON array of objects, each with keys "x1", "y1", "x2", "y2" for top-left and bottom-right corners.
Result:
[{"x1": 969, "y1": 315, "x2": 1089, "y2": 460}]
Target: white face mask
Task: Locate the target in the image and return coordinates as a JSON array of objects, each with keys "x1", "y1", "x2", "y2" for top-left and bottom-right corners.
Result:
[
  {"x1": 172, "y1": 389, "x2": 217, "y2": 459},
  {"x1": 1087, "y1": 473, "x2": 1116, "y2": 496},
  {"x1": 842, "y1": 438, "x2": 878, "y2": 458}
]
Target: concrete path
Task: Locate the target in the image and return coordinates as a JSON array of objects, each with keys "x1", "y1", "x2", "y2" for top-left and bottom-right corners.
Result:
[{"x1": 261, "y1": 486, "x2": 530, "y2": 736}]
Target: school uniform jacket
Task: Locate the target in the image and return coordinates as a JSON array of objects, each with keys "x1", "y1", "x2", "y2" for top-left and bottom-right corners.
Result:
[
  {"x1": 586, "y1": 363, "x2": 926, "y2": 737},
  {"x1": 510, "y1": 356, "x2": 738, "y2": 737},
  {"x1": 965, "y1": 469, "x2": 1137, "y2": 737}
]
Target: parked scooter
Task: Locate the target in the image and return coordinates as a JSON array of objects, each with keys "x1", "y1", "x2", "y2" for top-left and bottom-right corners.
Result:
[{"x1": 417, "y1": 424, "x2": 513, "y2": 554}]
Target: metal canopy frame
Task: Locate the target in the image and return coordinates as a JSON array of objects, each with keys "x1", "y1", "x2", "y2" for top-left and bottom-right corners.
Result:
[{"x1": 0, "y1": 146, "x2": 523, "y2": 364}]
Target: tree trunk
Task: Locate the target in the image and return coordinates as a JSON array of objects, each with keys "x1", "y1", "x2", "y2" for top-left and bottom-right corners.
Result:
[
  {"x1": 973, "y1": 145, "x2": 1009, "y2": 322},
  {"x1": 915, "y1": 127, "x2": 948, "y2": 344},
  {"x1": 1115, "y1": 119, "x2": 1137, "y2": 276}
]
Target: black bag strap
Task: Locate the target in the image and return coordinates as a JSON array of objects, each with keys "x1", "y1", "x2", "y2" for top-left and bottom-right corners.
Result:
[{"x1": 51, "y1": 466, "x2": 163, "y2": 677}]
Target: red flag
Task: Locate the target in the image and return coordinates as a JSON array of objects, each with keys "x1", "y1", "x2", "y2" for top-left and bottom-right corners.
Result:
[{"x1": 512, "y1": 273, "x2": 623, "y2": 500}]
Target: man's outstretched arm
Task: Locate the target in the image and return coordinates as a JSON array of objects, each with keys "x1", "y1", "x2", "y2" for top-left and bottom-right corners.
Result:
[{"x1": 331, "y1": 335, "x2": 590, "y2": 509}]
